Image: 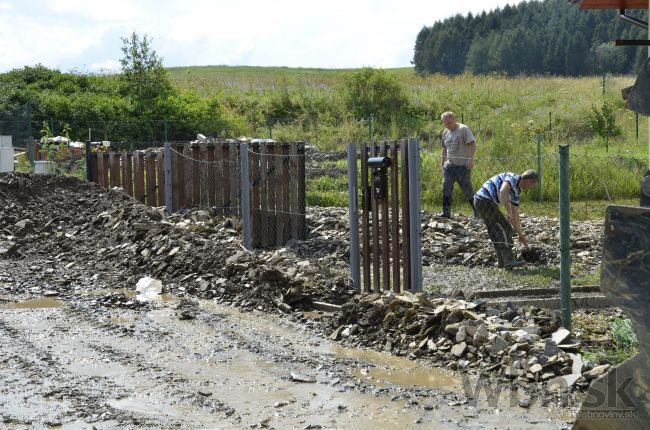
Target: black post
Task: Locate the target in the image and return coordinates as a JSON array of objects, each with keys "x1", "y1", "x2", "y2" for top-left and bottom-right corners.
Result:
[{"x1": 85, "y1": 140, "x2": 92, "y2": 182}]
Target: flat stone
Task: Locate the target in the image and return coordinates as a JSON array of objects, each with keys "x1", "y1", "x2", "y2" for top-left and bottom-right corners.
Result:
[
  {"x1": 547, "y1": 374, "x2": 580, "y2": 392},
  {"x1": 570, "y1": 353, "x2": 584, "y2": 375},
  {"x1": 551, "y1": 327, "x2": 571, "y2": 345},
  {"x1": 473, "y1": 324, "x2": 489, "y2": 346},
  {"x1": 583, "y1": 364, "x2": 610, "y2": 380},
  {"x1": 290, "y1": 372, "x2": 316, "y2": 383},
  {"x1": 451, "y1": 342, "x2": 467, "y2": 357},
  {"x1": 543, "y1": 338, "x2": 561, "y2": 357},
  {"x1": 455, "y1": 326, "x2": 467, "y2": 343},
  {"x1": 490, "y1": 335, "x2": 510, "y2": 354},
  {"x1": 504, "y1": 366, "x2": 524, "y2": 378},
  {"x1": 529, "y1": 363, "x2": 543, "y2": 374}
]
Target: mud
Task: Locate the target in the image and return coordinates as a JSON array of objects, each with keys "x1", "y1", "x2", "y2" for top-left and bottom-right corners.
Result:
[{"x1": 0, "y1": 171, "x2": 594, "y2": 428}]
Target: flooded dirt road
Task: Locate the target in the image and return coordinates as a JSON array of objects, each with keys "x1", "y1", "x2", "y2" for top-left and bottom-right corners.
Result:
[{"x1": 1, "y1": 286, "x2": 574, "y2": 429}]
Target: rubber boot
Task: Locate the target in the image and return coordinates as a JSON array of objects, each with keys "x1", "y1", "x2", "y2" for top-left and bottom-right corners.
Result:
[
  {"x1": 502, "y1": 247, "x2": 526, "y2": 270},
  {"x1": 494, "y1": 248, "x2": 505, "y2": 268}
]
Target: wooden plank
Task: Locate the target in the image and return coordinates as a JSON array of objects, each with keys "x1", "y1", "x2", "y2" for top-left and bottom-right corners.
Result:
[
  {"x1": 121, "y1": 150, "x2": 129, "y2": 195},
  {"x1": 125, "y1": 152, "x2": 133, "y2": 197},
  {"x1": 90, "y1": 152, "x2": 98, "y2": 183},
  {"x1": 360, "y1": 142, "x2": 370, "y2": 293},
  {"x1": 156, "y1": 151, "x2": 165, "y2": 207},
  {"x1": 191, "y1": 144, "x2": 201, "y2": 207},
  {"x1": 401, "y1": 139, "x2": 411, "y2": 290},
  {"x1": 250, "y1": 143, "x2": 261, "y2": 247},
  {"x1": 199, "y1": 143, "x2": 208, "y2": 209},
  {"x1": 260, "y1": 142, "x2": 269, "y2": 247},
  {"x1": 290, "y1": 143, "x2": 299, "y2": 242},
  {"x1": 390, "y1": 142, "x2": 400, "y2": 293},
  {"x1": 297, "y1": 143, "x2": 306, "y2": 240},
  {"x1": 173, "y1": 144, "x2": 184, "y2": 210},
  {"x1": 275, "y1": 144, "x2": 285, "y2": 247},
  {"x1": 134, "y1": 151, "x2": 145, "y2": 203},
  {"x1": 380, "y1": 141, "x2": 390, "y2": 292},
  {"x1": 266, "y1": 143, "x2": 277, "y2": 245},
  {"x1": 109, "y1": 152, "x2": 119, "y2": 188},
  {"x1": 96, "y1": 153, "x2": 105, "y2": 187},
  {"x1": 207, "y1": 144, "x2": 216, "y2": 212},
  {"x1": 219, "y1": 144, "x2": 228, "y2": 215},
  {"x1": 370, "y1": 143, "x2": 380, "y2": 293},
  {"x1": 145, "y1": 151, "x2": 156, "y2": 206},
  {"x1": 281, "y1": 144, "x2": 291, "y2": 244},
  {"x1": 229, "y1": 143, "x2": 238, "y2": 216},
  {"x1": 183, "y1": 143, "x2": 193, "y2": 208}
]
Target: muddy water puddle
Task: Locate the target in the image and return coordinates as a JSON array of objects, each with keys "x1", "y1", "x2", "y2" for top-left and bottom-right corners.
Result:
[{"x1": 1, "y1": 296, "x2": 63, "y2": 309}]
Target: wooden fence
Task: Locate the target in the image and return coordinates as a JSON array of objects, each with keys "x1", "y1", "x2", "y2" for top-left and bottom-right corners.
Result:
[
  {"x1": 348, "y1": 139, "x2": 422, "y2": 293},
  {"x1": 86, "y1": 141, "x2": 306, "y2": 247}
]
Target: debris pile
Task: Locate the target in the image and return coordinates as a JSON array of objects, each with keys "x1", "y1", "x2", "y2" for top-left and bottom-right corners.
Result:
[{"x1": 331, "y1": 290, "x2": 607, "y2": 391}]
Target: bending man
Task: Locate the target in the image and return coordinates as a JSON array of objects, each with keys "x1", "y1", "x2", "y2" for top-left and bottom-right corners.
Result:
[{"x1": 473, "y1": 170, "x2": 539, "y2": 269}]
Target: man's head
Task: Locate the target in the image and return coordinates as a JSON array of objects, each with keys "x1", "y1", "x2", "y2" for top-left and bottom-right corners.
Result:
[
  {"x1": 441, "y1": 111, "x2": 457, "y2": 131},
  {"x1": 520, "y1": 169, "x2": 539, "y2": 189}
]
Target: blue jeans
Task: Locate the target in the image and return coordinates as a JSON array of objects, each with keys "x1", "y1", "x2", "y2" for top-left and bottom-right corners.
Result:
[{"x1": 442, "y1": 163, "x2": 477, "y2": 216}]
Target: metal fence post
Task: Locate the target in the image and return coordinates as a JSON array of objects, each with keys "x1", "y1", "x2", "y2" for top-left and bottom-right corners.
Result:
[
  {"x1": 408, "y1": 137, "x2": 422, "y2": 291},
  {"x1": 347, "y1": 143, "x2": 360, "y2": 291},
  {"x1": 240, "y1": 143, "x2": 252, "y2": 250},
  {"x1": 559, "y1": 144, "x2": 571, "y2": 330},
  {"x1": 85, "y1": 140, "x2": 92, "y2": 181},
  {"x1": 27, "y1": 103, "x2": 34, "y2": 166},
  {"x1": 368, "y1": 114, "x2": 373, "y2": 142},
  {"x1": 536, "y1": 133, "x2": 542, "y2": 202}
]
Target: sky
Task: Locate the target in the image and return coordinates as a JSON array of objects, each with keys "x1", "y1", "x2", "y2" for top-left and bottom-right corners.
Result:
[{"x1": 0, "y1": 0, "x2": 525, "y2": 73}]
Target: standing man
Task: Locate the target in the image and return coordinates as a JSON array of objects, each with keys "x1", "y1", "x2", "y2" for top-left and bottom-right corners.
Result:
[
  {"x1": 473, "y1": 170, "x2": 539, "y2": 269},
  {"x1": 439, "y1": 111, "x2": 479, "y2": 219}
]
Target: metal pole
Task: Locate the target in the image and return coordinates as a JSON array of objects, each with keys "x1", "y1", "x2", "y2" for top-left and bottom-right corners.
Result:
[
  {"x1": 559, "y1": 144, "x2": 571, "y2": 330},
  {"x1": 368, "y1": 114, "x2": 373, "y2": 143},
  {"x1": 536, "y1": 133, "x2": 542, "y2": 203},
  {"x1": 85, "y1": 140, "x2": 92, "y2": 182},
  {"x1": 634, "y1": 112, "x2": 639, "y2": 145},
  {"x1": 267, "y1": 117, "x2": 272, "y2": 140},
  {"x1": 549, "y1": 111, "x2": 552, "y2": 143},
  {"x1": 408, "y1": 138, "x2": 422, "y2": 291},
  {"x1": 240, "y1": 143, "x2": 252, "y2": 250},
  {"x1": 347, "y1": 143, "x2": 361, "y2": 291},
  {"x1": 461, "y1": 112, "x2": 464, "y2": 124}
]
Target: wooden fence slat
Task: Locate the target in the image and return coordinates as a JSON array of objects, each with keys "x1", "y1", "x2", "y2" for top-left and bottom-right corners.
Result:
[
  {"x1": 183, "y1": 143, "x2": 193, "y2": 208},
  {"x1": 281, "y1": 144, "x2": 291, "y2": 244},
  {"x1": 91, "y1": 152, "x2": 99, "y2": 183},
  {"x1": 191, "y1": 144, "x2": 201, "y2": 207},
  {"x1": 121, "y1": 150, "x2": 130, "y2": 196},
  {"x1": 125, "y1": 153, "x2": 133, "y2": 197},
  {"x1": 297, "y1": 143, "x2": 306, "y2": 240},
  {"x1": 360, "y1": 143, "x2": 370, "y2": 292},
  {"x1": 275, "y1": 145, "x2": 284, "y2": 246},
  {"x1": 200, "y1": 143, "x2": 208, "y2": 209},
  {"x1": 267, "y1": 143, "x2": 277, "y2": 246},
  {"x1": 401, "y1": 139, "x2": 411, "y2": 290},
  {"x1": 96, "y1": 153, "x2": 105, "y2": 187},
  {"x1": 134, "y1": 151, "x2": 145, "y2": 203},
  {"x1": 370, "y1": 143, "x2": 380, "y2": 293},
  {"x1": 207, "y1": 144, "x2": 216, "y2": 211},
  {"x1": 145, "y1": 151, "x2": 156, "y2": 206},
  {"x1": 390, "y1": 142, "x2": 400, "y2": 293},
  {"x1": 218, "y1": 144, "x2": 228, "y2": 215},
  {"x1": 260, "y1": 142, "x2": 269, "y2": 247},
  {"x1": 109, "y1": 152, "x2": 118, "y2": 188},
  {"x1": 381, "y1": 142, "x2": 390, "y2": 291},
  {"x1": 157, "y1": 151, "x2": 165, "y2": 206},
  {"x1": 173, "y1": 145, "x2": 184, "y2": 211},
  {"x1": 290, "y1": 143, "x2": 299, "y2": 242},
  {"x1": 229, "y1": 144, "x2": 238, "y2": 216},
  {"x1": 102, "y1": 153, "x2": 109, "y2": 187}
]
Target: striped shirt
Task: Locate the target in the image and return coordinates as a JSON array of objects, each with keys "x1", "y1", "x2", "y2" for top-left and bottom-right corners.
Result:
[{"x1": 475, "y1": 172, "x2": 522, "y2": 206}]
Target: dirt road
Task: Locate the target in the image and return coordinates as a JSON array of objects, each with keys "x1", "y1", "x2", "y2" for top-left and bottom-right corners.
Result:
[{"x1": 0, "y1": 275, "x2": 573, "y2": 429}]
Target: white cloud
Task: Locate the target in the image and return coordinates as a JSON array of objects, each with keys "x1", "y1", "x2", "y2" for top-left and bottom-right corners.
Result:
[{"x1": 0, "y1": 0, "x2": 527, "y2": 72}]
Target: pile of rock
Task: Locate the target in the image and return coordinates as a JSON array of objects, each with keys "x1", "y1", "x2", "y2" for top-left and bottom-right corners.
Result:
[{"x1": 331, "y1": 290, "x2": 606, "y2": 392}]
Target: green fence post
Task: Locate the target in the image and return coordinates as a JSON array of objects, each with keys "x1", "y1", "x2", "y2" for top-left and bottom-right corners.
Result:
[
  {"x1": 267, "y1": 117, "x2": 272, "y2": 140},
  {"x1": 548, "y1": 111, "x2": 552, "y2": 142},
  {"x1": 368, "y1": 114, "x2": 373, "y2": 142},
  {"x1": 536, "y1": 133, "x2": 542, "y2": 202},
  {"x1": 559, "y1": 144, "x2": 571, "y2": 330},
  {"x1": 461, "y1": 112, "x2": 464, "y2": 124},
  {"x1": 634, "y1": 112, "x2": 639, "y2": 145}
]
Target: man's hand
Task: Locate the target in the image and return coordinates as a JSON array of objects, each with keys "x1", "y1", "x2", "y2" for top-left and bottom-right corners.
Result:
[
  {"x1": 466, "y1": 158, "x2": 473, "y2": 170},
  {"x1": 518, "y1": 233, "x2": 529, "y2": 247}
]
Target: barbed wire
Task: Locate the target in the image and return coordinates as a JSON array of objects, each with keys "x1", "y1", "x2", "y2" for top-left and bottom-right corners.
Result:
[{"x1": 169, "y1": 146, "x2": 240, "y2": 164}]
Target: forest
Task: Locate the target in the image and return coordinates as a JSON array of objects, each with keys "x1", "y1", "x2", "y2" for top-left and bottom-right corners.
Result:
[{"x1": 413, "y1": 0, "x2": 648, "y2": 76}]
